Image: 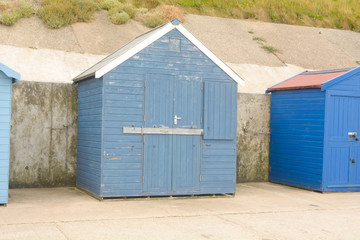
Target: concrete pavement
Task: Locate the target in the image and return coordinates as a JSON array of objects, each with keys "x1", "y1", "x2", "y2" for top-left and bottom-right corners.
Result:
[{"x1": 0, "y1": 182, "x2": 359, "y2": 239}]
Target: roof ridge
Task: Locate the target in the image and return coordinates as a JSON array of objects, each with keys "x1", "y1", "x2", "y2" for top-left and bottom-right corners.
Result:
[
  {"x1": 72, "y1": 19, "x2": 244, "y2": 86},
  {"x1": 302, "y1": 68, "x2": 354, "y2": 75}
]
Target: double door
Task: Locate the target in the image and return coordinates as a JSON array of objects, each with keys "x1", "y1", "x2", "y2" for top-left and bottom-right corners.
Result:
[
  {"x1": 326, "y1": 91, "x2": 360, "y2": 187},
  {"x1": 143, "y1": 74, "x2": 202, "y2": 194}
]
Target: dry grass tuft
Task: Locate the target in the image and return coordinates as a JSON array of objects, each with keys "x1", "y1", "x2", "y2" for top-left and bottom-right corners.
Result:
[
  {"x1": 109, "y1": 10, "x2": 129, "y2": 24},
  {"x1": 37, "y1": 0, "x2": 97, "y2": 28},
  {"x1": 0, "y1": 0, "x2": 34, "y2": 26},
  {"x1": 107, "y1": 2, "x2": 136, "y2": 24},
  {"x1": 156, "y1": 5, "x2": 184, "y2": 23},
  {"x1": 137, "y1": 4, "x2": 184, "y2": 28},
  {"x1": 138, "y1": 9, "x2": 163, "y2": 28},
  {"x1": 131, "y1": 0, "x2": 161, "y2": 9}
]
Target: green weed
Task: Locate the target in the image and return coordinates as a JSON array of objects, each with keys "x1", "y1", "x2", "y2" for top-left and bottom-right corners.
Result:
[
  {"x1": 261, "y1": 45, "x2": 280, "y2": 54},
  {"x1": 253, "y1": 36, "x2": 266, "y2": 42}
]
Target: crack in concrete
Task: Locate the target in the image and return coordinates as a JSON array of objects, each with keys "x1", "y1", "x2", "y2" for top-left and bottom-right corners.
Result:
[
  {"x1": 55, "y1": 224, "x2": 70, "y2": 240},
  {"x1": 1, "y1": 206, "x2": 359, "y2": 227}
]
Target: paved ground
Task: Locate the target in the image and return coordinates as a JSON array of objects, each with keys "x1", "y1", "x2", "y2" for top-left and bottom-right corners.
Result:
[{"x1": 0, "y1": 182, "x2": 359, "y2": 239}]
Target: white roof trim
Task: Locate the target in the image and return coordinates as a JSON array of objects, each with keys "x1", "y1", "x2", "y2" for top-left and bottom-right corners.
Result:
[
  {"x1": 95, "y1": 23, "x2": 176, "y2": 79},
  {"x1": 175, "y1": 25, "x2": 244, "y2": 86},
  {"x1": 81, "y1": 21, "x2": 244, "y2": 86}
]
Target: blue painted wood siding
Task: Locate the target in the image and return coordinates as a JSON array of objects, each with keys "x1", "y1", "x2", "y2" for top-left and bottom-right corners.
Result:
[
  {"x1": 101, "y1": 72, "x2": 144, "y2": 197},
  {"x1": 0, "y1": 72, "x2": 12, "y2": 204},
  {"x1": 269, "y1": 89, "x2": 326, "y2": 191},
  {"x1": 77, "y1": 77, "x2": 103, "y2": 196},
  {"x1": 98, "y1": 29, "x2": 237, "y2": 196}
]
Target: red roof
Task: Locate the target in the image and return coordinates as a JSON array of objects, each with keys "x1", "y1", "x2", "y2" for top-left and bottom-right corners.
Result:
[{"x1": 268, "y1": 70, "x2": 349, "y2": 91}]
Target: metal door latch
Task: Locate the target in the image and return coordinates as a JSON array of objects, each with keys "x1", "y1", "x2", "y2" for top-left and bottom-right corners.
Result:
[
  {"x1": 348, "y1": 132, "x2": 357, "y2": 137},
  {"x1": 351, "y1": 158, "x2": 356, "y2": 163},
  {"x1": 348, "y1": 132, "x2": 358, "y2": 141},
  {"x1": 174, "y1": 115, "x2": 182, "y2": 125}
]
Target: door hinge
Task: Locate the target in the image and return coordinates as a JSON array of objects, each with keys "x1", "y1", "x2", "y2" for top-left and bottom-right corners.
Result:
[
  {"x1": 144, "y1": 80, "x2": 146, "y2": 88},
  {"x1": 143, "y1": 114, "x2": 146, "y2": 121},
  {"x1": 143, "y1": 135, "x2": 145, "y2": 144},
  {"x1": 200, "y1": 116, "x2": 202, "y2": 124},
  {"x1": 201, "y1": 82, "x2": 203, "y2": 91},
  {"x1": 142, "y1": 176, "x2": 144, "y2": 184},
  {"x1": 200, "y1": 175, "x2": 202, "y2": 182},
  {"x1": 200, "y1": 137, "x2": 202, "y2": 144}
]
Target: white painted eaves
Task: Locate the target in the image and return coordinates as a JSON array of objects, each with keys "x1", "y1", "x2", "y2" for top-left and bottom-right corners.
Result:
[{"x1": 73, "y1": 20, "x2": 244, "y2": 86}]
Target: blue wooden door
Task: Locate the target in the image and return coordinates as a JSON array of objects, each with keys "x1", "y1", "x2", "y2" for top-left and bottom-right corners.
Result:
[
  {"x1": 326, "y1": 92, "x2": 360, "y2": 187},
  {"x1": 172, "y1": 79, "x2": 202, "y2": 192},
  {"x1": 349, "y1": 97, "x2": 360, "y2": 185},
  {"x1": 143, "y1": 74, "x2": 174, "y2": 193},
  {"x1": 143, "y1": 75, "x2": 202, "y2": 194}
]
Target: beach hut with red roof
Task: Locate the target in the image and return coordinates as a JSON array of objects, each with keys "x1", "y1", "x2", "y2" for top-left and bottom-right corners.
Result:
[{"x1": 267, "y1": 66, "x2": 360, "y2": 192}]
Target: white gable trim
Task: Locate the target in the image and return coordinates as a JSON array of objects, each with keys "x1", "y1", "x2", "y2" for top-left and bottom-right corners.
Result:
[
  {"x1": 175, "y1": 25, "x2": 244, "y2": 86},
  {"x1": 92, "y1": 22, "x2": 244, "y2": 86},
  {"x1": 95, "y1": 23, "x2": 176, "y2": 78}
]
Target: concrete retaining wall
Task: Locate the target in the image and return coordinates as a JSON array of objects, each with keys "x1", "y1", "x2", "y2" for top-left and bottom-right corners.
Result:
[
  {"x1": 237, "y1": 93, "x2": 270, "y2": 182},
  {"x1": 8, "y1": 82, "x2": 270, "y2": 188},
  {"x1": 10, "y1": 81, "x2": 77, "y2": 188}
]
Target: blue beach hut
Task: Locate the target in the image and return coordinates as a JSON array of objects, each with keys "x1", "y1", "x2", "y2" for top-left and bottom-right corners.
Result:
[
  {"x1": 267, "y1": 67, "x2": 360, "y2": 192},
  {"x1": 0, "y1": 63, "x2": 20, "y2": 205},
  {"x1": 73, "y1": 19, "x2": 244, "y2": 198}
]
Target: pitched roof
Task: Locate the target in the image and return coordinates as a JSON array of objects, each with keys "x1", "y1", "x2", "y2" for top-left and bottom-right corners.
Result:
[
  {"x1": 0, "y1": 62, "x2": 20, "y2": 82},
  {"x1": 73, "y1": 19, "x2": 244, "y2": 86},
  {"x1": 267, "y1": 68, "x2": 353, "y2": 92}
]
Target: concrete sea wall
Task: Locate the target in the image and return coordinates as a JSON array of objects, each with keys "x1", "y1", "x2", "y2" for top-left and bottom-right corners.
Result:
[
  {"x1": 8, "y1": 82, "x2": 270, "y2": 187},
  {"x1": 10, "y1": 81, "x2": 77, "y2": 187},
  {"x1": 237, "y1": 93, "x2": 270, "y2": 182}
]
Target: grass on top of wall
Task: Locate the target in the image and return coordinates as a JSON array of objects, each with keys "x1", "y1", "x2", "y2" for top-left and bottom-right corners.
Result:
[
  {"x1": 0, "y1": 0, "x2": 359, "y2": 32},
  {"x1": 133, "y1": 0, "x2": 360, "y2": 32},
  {"x1": 0, "y1": 0, "x2": 34, "y2": 26}
]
